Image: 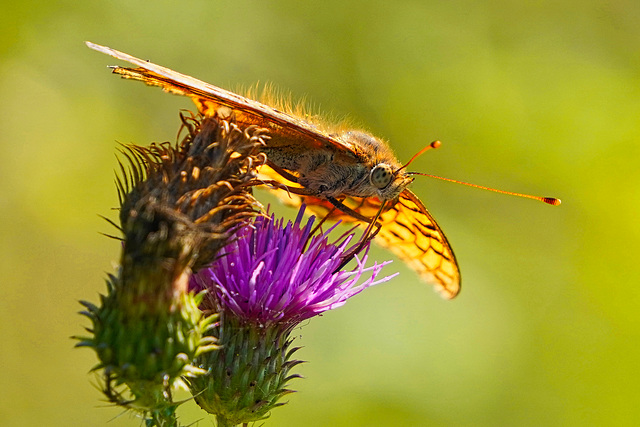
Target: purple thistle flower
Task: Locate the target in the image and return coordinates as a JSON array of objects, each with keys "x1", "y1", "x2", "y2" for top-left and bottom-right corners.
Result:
[
  {"x1": 189, "y1": 207, "x2": 396, "y2": 424},
  {"x1": 192, "y1": 207, "x2": 396, "y2": 327}
]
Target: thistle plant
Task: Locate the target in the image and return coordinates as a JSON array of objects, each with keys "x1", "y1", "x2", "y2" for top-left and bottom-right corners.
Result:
[
  {"x1": 77, "y1": 113, "x2": 396, "y2": 426},
  {"x1": 188, "y1": 208, "x2": 396, "y2": 426},
  {"x1": 76, "y1": 114, "x2": 267, "y2": 425}
]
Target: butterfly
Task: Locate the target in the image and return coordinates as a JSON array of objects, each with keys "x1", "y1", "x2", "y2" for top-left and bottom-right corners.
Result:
[{"x1": 86, "y1": 41, "x2": 461, "y2": 298}]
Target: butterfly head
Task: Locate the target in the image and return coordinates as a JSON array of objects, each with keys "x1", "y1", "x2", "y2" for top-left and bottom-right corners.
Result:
[
  {"x1": 369, "y1": 163, "x2": 414, "y2": 200},
  {"x1": 338, "y1": 130, "x2": 413, "y2": 200},
  {"x1": 368, "y1": 140, "x2": 444, "y2": 200}
]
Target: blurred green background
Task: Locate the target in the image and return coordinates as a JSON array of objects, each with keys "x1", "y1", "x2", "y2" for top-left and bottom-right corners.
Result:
[{"x1": 1, "y1": 0, "x2": 638, "y2": 425}]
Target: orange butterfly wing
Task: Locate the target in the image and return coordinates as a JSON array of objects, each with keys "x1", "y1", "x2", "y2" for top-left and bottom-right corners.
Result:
[
  {"x1": 89, "y1": 42, "x2": 461, "y2": 298},
  {"x1": 257, "y1": 166, "x2": 461, "y2": 298},
  {"x1": 377, "y1": 190, "x2": 460, "y2": 298},
  {"x1": 86, "y1": 42, "x2": 358, "y2": 158}
]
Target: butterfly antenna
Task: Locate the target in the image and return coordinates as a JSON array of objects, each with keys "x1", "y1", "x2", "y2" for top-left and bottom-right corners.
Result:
[
  {"x1": 395, "y1": 140, "x2": 441, "y2": 175},
  {"x1": 407, "y1": 172, "x2": 561, "y2": 206}
]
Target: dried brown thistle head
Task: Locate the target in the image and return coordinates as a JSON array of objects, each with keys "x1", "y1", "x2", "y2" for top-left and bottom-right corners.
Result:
[{"x1": 114, "y1": 113, "x2": 269, "y2": 298}]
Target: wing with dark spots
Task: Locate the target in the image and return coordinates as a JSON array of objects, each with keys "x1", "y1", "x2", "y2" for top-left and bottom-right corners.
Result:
[{"x1": 375, "y1": 189, "x2": 460, "y2": 298}]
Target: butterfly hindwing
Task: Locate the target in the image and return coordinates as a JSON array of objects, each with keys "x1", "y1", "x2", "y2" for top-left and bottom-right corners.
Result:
[{"x1": 377, "y1": 190, "x2": 460, "y2": 298}]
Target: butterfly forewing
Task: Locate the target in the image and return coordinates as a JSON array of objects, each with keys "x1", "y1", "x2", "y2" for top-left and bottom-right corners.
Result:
[{"x1": 87, "y1": 42, "x2": 356, "y2": 157}]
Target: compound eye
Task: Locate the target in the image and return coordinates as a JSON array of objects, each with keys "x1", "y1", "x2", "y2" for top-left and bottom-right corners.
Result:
[{"x1": 370, "y1": 164, "x2": 393, "y2": 189}]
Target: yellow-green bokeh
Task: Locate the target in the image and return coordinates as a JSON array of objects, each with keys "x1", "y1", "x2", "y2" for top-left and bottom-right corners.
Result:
[{"x1": 1, "y1": 1, "x2": 638, "y2": 425}]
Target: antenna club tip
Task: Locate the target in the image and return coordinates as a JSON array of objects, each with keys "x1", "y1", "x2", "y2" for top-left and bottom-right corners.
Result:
[
  {"x1": 430, "y1": 140, "x2": 442, "y2": 149},
  {"x1": 544, "y1": 197, "x2": 562, "y2": 206}
]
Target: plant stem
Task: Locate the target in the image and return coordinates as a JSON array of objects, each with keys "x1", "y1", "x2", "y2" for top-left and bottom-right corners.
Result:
[{"x1": 215, "y1": 415, "x2": 237, "y2": 427}]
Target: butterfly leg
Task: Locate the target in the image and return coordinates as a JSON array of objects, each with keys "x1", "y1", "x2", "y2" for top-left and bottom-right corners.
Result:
[
  {"x1": 246, "y1": 176, "x2": 319, "y2": 199},
  {"x1": 265, "y1": 160, "x2": 301, "y2": 184},
  {"x1": 326, "y1": 196, "x2": 376, "y2": 223},
  {"x1": 334, "y1": 201, "x2": 385, "y2": 272}
]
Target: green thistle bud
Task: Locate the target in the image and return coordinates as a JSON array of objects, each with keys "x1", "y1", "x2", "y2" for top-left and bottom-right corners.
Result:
[
  {"x1": 189, "y1": 315, "x2": 303, "y2": 426},
  {"x1": 77, "y1": 281, "x2": 216, "y2": 424}
]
